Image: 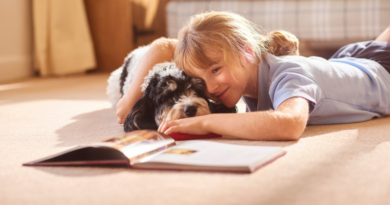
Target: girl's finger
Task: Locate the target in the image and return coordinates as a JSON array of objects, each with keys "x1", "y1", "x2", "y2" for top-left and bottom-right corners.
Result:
[
  {"x1": 157, "y1": 121, "x2": 166, "y2": 132},
  {"x1": 118, "y1": 118, "x2": 125, "y2": 124},
  {"x1": 164, "y1": 126, "x2": 180, "y2": 135},
  {"x1": 158, "y1": 120, "x2": 172, "y2": 133}
]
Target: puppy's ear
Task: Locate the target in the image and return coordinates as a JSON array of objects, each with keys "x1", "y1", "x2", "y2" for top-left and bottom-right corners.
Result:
[
  {"x1": 146, "y1": 74, "x2": 160, "y2": 99},
  {"x1": 124, "y1": 97, "x2": 158, "y2": 132},
  {"x1": 209, "y1": 102, "x2": 237, "y2": 114},
  {"x1": 123, "y1": 85, "x2": 159, "y2": 132}
]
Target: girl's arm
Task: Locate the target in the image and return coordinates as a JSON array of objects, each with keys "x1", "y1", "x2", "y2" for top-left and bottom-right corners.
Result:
[
  {"x1": 375, "y1": 24, "x2": 390, "y2": 42},
  {"x1": 158, "y1": 97, "x2": 309, "y2": 140},
  {"x1": 116, "y1": 38, "x2": 178, "y2": 124}
]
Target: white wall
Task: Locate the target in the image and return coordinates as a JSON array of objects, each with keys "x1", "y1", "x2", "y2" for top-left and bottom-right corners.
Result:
[{"x1": 0, "y1": 0, "x2": 33, "y2": 83}]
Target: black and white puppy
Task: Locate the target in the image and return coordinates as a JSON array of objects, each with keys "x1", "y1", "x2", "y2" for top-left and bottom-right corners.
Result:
[{"x1": 106, "y1": 46, "x2": 236, "y2": 132}]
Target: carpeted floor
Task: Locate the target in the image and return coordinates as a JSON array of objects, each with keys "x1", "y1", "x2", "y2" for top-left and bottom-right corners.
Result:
[{"x1": 1, "y1": 73, "x2": 390, "y2": 205}]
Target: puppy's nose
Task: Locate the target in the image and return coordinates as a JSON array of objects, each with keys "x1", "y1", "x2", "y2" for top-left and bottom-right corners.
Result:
[{"x1": 184, "y1": 105, "x2": 197, "y2": 117}]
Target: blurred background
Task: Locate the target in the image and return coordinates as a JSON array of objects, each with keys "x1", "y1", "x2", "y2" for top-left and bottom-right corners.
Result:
[{"x1": 1, "y1": 0, "x2": 389, "y2": 84}]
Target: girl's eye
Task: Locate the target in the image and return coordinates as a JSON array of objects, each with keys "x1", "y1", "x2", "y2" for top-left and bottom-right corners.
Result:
[{"x1": 212, "y1": 67, "x2": 221, "y2": 74}]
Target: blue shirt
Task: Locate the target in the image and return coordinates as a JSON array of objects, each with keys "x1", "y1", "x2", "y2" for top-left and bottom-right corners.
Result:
[{"x1": 242, "y1": 54, "x2": 390, "y2": 124}]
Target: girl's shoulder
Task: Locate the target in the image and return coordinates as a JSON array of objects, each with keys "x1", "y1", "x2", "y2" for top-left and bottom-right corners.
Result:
[
  {"x1": 264, "y1": 53, "x2": 329, "y2": 76},
  {"x1": 265, "y1": 53, "x2": 327, "y2": 67}
]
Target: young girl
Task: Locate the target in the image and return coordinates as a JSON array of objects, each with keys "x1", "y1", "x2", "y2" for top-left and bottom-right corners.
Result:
[{"x1": 116, "y1": 11, "x2": 390, "y2": 141}]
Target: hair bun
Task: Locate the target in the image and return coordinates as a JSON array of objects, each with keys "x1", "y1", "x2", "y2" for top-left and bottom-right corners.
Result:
[{"x1": 263, "y1": 30, "x2": 299, "y2": 56}]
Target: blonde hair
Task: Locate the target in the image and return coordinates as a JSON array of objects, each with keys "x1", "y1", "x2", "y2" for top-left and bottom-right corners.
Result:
[{"x1": 174, "y1": 11, "x2": 299, "y2": 77}]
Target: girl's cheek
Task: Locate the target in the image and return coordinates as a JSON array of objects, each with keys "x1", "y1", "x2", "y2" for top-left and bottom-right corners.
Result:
[{"x1": 220, "y1": 72, "x2": 233, "y2": 84}]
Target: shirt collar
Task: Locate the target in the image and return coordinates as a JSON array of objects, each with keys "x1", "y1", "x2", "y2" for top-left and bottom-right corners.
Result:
[{"x1": 242, "y1": 56, "x2": 273, "y2": 112}]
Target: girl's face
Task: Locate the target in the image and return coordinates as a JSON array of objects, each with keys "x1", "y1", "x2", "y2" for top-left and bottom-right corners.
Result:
[{"x1": 188, "y1": 48, "x2": 257, "y2": 108}]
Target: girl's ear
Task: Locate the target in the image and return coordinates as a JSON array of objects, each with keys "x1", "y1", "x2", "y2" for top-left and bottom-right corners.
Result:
[{"x1": 242, "y1": 43, "x2": 255, "y2": 63}]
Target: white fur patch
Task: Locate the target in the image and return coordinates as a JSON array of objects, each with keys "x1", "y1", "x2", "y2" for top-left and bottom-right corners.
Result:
[
  {"x1": 106, "y1": 45, "x2": 150, "y2": 107},
  {"x1": 106, "y1": 45, "x2": 185, "y2": 107},
  {"x1": 122, "y1": 45, "x2": 150, "y2": 96},
  {"x1": 106, "y1": 67, "x2": 123, "y2": 107},
  {"x1": 177, "y1": 90, "x2": 197, "y2": 105},
  {"x1": 141, "y1": 63, "x2": 183, "y2": 92}
]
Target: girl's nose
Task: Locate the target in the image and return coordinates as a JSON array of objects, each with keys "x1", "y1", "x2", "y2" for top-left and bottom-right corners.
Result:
[{"x1": 205, "y1": 80, "x2": 218, "y2": 95}]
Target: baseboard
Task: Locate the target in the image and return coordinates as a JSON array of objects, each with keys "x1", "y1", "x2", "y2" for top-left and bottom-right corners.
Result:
[{"x1": 0, "y1": 56, "x2": 33, "y2": 83}]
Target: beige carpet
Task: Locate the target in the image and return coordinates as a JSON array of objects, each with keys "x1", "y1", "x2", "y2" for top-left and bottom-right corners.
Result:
[{"x1": 1, "y1": 73, "x2": 390, "y2": 205}]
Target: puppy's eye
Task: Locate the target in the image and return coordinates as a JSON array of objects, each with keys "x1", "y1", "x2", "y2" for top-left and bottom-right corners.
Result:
[
  {"x1": 158, "y1": 81, "x2": 169, "y2": 88},
  {"x1": 168, "y1": 81, "x2": 177, "y2": 91},
  {"x1": 191, "y1": 78, "x2": 205, "y2": 91}
]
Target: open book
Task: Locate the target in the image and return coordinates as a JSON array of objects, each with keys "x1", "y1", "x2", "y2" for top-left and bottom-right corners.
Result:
[{"x1": 23, "y1": 130, "x2": 286, "y2": 173}]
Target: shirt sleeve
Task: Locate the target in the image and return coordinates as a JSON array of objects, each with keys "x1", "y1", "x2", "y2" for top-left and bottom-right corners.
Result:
[{"x1": 269, "y1": 72, "x2": 324, "y2": 112}]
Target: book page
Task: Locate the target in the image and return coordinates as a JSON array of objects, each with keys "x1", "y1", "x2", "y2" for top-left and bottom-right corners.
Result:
[
  {"x1": 91, "y1": 130, "x2": 175, "y2": 164},
  {"x1": 143, "y1": 141, "x2": 284, "y2": 167}
]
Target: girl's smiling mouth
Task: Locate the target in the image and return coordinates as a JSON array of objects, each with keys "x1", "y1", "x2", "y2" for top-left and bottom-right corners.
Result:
[{"x1": 217, "y1": 88, "x2": 229, "y2": 100}]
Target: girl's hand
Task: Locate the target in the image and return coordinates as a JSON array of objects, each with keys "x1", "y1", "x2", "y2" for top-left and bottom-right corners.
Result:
[
  {"x1": 116, "y1": 97, "x2": 132, "y2": 124},
  {"x1": 158, "y1": 116, "x2": 210, "y2": 135}
]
